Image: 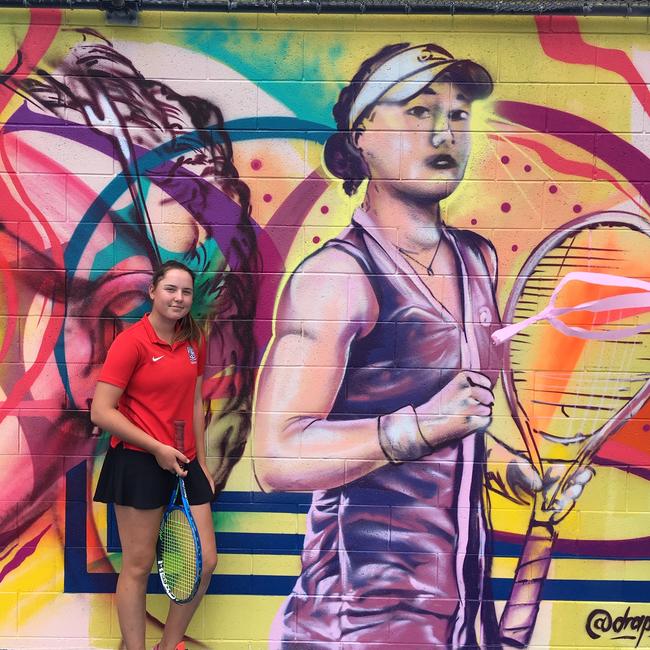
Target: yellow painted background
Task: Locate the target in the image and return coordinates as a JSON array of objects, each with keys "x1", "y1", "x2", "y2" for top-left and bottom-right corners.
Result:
[{"x1": 0, "y1": 8, "x2": 649, "y2": 649}]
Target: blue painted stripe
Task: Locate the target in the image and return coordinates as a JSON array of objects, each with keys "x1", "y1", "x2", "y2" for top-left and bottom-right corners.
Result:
[
  {"x1": 107, "y1": 490, "x2": 650, "y2": 561},
  {"x1": 216, "y1": 490, "x2": 312, "y2": 505},
  {"x1": 491, "y1": 578, "x2": 650, "y2": 603},
  {"x1": 109, "y1": 526, "x2": 650, "y2": 562},
  {"x1": 68, "y1": 465, "x2": 650, "y2": 602},
  {"x1": 218, "y1": 533, "x2": 303, "y2": 554}
]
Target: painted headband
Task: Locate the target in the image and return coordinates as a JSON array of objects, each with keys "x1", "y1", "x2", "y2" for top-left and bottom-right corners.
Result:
[{"x1": 348, "y1": 45, "x2": 481, "y2": 129}]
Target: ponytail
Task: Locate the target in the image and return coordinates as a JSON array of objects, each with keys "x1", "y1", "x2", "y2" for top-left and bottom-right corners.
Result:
[{"x1": 174, "y1": 311, "x2": 204, "y2": 346}]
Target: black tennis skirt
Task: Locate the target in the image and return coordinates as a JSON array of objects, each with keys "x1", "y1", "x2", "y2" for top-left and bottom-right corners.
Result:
[{"x1": 93, "y1": 443, "x2": 215, "y2": 509}]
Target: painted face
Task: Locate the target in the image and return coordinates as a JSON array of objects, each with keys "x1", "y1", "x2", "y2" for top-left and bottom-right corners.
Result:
[
  {"x1": 149, "y1": 268, "x2": 195, "y2": 322},
  {"x1": 0, "y1": 40, "x2": 258, "y2": 560},
  {"x1": 355, "y1": 81, "x2": 472, "y2": 201}
]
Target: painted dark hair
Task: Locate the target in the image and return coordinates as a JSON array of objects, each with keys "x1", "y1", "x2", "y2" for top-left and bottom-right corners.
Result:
[
  {"x1": 11, "y1": 32, "x2": 259, "y2": 494},
  {"x1": 151, "y1": 260, "x2": 204, "y2": 345},
  {"x1": 323, "y1": 42, "x2": 494, "y2": 196}
]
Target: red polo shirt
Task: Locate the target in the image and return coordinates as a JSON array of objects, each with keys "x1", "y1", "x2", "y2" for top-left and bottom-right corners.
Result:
[{"x1": 98, "y1": 314, "x2": 206, "y2": 458}]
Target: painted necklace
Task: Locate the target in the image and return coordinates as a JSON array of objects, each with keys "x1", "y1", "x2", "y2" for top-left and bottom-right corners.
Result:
[{"x1": 397, "y1": 235, "x2": 444, "y2": 277}]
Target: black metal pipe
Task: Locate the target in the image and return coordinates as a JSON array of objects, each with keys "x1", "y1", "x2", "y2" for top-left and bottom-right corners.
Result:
[{"x1": 1, "y1": 0, "x2": 648, "y2": 15}]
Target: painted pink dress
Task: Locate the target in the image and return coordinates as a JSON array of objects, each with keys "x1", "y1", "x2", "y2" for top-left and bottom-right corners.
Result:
[{"x1": 270, "y1": 209, "x2": 502, "y2": 649}]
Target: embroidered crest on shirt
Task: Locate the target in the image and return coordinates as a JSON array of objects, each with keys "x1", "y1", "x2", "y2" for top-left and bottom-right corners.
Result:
[{"x1": 186, "y1": 344, "x2": 197, "y2": 364}]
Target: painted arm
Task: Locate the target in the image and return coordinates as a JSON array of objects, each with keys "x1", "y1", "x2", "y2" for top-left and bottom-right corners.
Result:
[
  {"x1": 253, "y1": 248, "x2": 386, "y2": 492},
  {"x1": 90, "y1": 381, "x2": 189, "y2": 475},
  {"x1": 253, "y1": 247, "x2": 496, "y2": 492}
]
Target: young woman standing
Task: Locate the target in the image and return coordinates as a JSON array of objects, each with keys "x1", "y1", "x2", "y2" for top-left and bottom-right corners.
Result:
[{"x1": 92, "y1": 260, "x2": 217, "y2": 650}]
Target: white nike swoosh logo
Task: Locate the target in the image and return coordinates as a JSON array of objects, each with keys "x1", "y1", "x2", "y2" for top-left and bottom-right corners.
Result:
[{"x1": 152, "y1": 356, "x2": 164, "y2": 362}]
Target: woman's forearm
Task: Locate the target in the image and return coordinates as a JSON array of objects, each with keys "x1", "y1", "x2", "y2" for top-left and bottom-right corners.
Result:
[{"x1": 90, "y1": 406, "x2": 163, "y2": 455}]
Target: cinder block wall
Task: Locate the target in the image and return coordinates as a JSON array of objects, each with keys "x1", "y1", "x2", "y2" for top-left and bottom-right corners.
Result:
[{"x1": 0, "y1": 8, "x2": 649, "y2": 649}]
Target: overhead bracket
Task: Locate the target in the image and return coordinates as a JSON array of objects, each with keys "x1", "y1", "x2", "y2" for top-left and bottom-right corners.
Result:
[{"x1": 101, "y1": 0, "x2": 140, "y2": 23}]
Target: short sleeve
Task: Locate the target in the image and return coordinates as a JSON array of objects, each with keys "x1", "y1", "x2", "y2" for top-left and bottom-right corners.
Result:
[{"x1": 98, "y1": 332, "x2": 140, "y2": 389}]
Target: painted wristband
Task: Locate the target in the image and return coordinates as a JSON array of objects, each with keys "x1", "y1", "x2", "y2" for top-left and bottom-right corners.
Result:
[{"x1": 378, "y1": 404, "x2": 433, "y2": 464}]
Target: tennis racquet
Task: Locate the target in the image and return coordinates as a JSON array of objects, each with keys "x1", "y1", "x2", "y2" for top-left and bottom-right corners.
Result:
[
  {"x1": 492, "y1": 211, "x2": 650, "y2": 647},
  {"x1": 156, "y1": 420, "x2": 202, "y2": 604}
]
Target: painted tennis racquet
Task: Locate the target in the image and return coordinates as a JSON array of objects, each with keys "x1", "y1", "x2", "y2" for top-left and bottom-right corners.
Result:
[
  {"x1": 156, "y1": 420, "x2": 202, "y2": 604},
  {"x1": 492, "y1": 211, "x2": 650, "y2": 648}
]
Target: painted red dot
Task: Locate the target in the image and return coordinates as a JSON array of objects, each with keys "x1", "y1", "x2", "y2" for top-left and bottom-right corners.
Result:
[
  {"x1": 524, "y1": 165, "x2": 532, "y2": 173},
  {"x1": 251, "y1": 159, "x2": 262, "y2": 171},
  {"x1": 549, "y1": 185, "x2": 558, "y2": 194},
  {"x1": 263, "y1": 193, "x2": 272, "y2": 203},
  {"x1": 511, "y1": 244, "x2": 519, "y2": 252},
  {"x1": 501, "y1": 202, "x2": 511, "y2": 213},
  {"x1": 501, "y1": 155, "x2": 510, "y2": 164},
  {"x1": 320, "y1": 205, "x2": 329, "y2": 214},
  {"x1": 471, "y1": 218, "x2": 478, "y2": 226},
  {"x1": 643, "y1": 424, "x2": 650, "y2": 432},
  {"x1": 312, "y1": 236, "x2": 321, "y2": 244},
  {"x1": 573, "y1": 204, "x2": 583, "y2": 213}
]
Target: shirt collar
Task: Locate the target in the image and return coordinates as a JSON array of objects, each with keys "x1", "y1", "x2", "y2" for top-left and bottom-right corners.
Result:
[
  {"x1": 351, "y1": 206, "x2": 469, "y2": 327},
  {"x1": 351, "y1": 206, "x2": 417, "y2": 277}
]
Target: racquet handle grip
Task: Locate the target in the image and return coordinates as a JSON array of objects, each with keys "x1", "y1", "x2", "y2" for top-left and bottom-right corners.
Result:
[{"x1": 499, "y1": 519, "x2": 557, "y2": 648}]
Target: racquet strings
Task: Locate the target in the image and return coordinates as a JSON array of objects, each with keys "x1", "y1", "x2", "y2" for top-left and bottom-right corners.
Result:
[
  {"x1": 507, "y1": 221, "x2": 650, "y2": 503},
  {"x1": 159, "y1": 504, "x2": 199, "y2": 601}
]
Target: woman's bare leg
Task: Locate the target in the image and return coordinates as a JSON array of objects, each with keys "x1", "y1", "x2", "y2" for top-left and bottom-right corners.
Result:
[
  {"x1": 115, "y1": 505, "x2": 164, "y2": 650},
  {"x1": 157, "y1": 503, "x2": 218, "y2": 650}
]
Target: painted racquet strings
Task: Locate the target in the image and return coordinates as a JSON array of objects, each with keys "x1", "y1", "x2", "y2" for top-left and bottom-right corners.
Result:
[
  {"x1": 495, "y1": 214, "x2": 650, "y2": 495},
  {"x1": 495, "y1": 213, "x2": 650, "y2": 646}
]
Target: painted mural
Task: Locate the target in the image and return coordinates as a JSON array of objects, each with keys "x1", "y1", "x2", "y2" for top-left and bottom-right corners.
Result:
[{"x1": 0, "y1": 8, "x2": 649, "y2": 650}]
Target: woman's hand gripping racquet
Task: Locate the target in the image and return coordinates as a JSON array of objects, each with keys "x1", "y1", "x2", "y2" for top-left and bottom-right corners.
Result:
[
  {"x1": 156, "y1": 420, "x2": 203, "y2": 604},
  {"x1": 492, "y1": 211, "x2": 650, "y2": 647}
]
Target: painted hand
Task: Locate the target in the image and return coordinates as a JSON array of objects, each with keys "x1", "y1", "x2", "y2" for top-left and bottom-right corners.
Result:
[
  {"x1": 537, "y1": 463, "x2": 595, "y2": 525},
  {"x1": 494, "y1": 446, "x2": 594, "y2": 523},
  {"x1": 505, "y1": 456, "x2": 543, "y2": 505},
  {"x1": 417, "y1": 371, "x2": 494, "y2": 448}
]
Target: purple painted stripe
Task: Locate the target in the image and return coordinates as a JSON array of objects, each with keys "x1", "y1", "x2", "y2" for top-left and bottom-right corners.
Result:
[
  {"x1": 592, "y1": 455, "x2": 650, "y2": 482},
  {"x1": 495, "y1": 529, "x2": 650, "y2": 560},
  {"x1": 0, "y1": 542, "x2": 18, "y2": 563},
  {"x1": 0, "y1": 524, "x2": 51, "y2": 584},
  {"x1": 495, "y1": 100, "x2": 650, "y2": 204},
  {"x1": 4, "y1": 104, "x2": 246, "y2": 262}
]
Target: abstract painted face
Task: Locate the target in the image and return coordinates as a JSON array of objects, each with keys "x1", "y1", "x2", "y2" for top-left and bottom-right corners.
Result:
[
  {"x1": 0, "y1": 37, "x2": 258, "y2": 548},
  {"x1": 355, "y1": 81, "x2": 473, "y2": 202}
]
